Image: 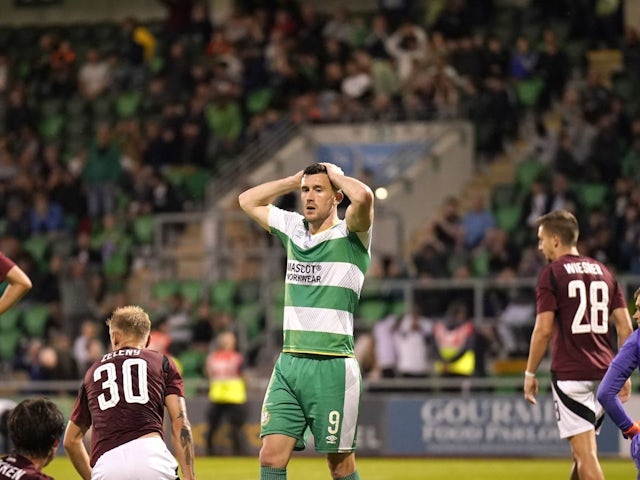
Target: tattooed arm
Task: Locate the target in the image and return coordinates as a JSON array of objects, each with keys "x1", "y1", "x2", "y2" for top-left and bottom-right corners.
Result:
[{"x1": 166, "y1": 394, "x2": 196, "y2": 480}]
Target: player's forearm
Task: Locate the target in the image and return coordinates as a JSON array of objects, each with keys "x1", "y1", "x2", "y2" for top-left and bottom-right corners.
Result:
[
  {"x1": 0, "y1": 266, "x2": 32, "y2": 314},
  {"x1": 613, "y1": 308, "x2": 633, "y2": 348},
  {"x1": 239, "y1": 174, "x2": 300, "y2": 211},
  {"x1": 64, "y1": 441, "x2": 92, "y2": 480},
  {"x1": 525, "y1": 330, "x2": 551, "y2": 374},
  {"x1": 329, "y1": 173, "x2": 374, "y2": 207},
  {"x1": 172, "y1": 422, "x2": 196, "y2": 480},
  {"x1": 597, "y1": 362, "x2": 634, "y2": 431}
]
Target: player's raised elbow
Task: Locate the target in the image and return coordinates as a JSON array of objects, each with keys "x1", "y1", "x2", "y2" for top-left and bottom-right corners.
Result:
[
  {"x1": 238, "y1": 190, "x2": 255, "y2": 213},
  {"x1": 349, "y1": 185, "x2": 375, "y2": 211}
]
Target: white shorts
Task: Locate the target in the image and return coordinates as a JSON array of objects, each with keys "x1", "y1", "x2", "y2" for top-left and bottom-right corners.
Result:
[
  {"x1": 551, "y1": 378, "x2": 604, "y2": 439},
  {"x1": 91, "y1": 436, "x2": 178, "y2": 480}
]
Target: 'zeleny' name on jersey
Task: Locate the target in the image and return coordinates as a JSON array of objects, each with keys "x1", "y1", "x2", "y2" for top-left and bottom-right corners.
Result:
[
  {"x1": 563, "y1": 261, "x2": 604, "y2": 276},
  {"x1": 100, "y1": 348, "x2": 141, "y2": 363}
]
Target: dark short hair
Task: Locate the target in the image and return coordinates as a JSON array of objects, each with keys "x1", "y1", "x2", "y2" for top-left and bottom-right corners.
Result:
[
  {"x1": 535, "y1": 209, "x2": 579, "y2": 246},
  {"x1": 9, "y1": 398, "x2": 64, "y2": 459},
  {"x1": 302, "y1": 163, "x2": 328, "y2": 176}
]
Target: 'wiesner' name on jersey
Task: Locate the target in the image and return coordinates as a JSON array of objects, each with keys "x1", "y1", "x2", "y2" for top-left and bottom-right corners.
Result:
[
  {"x1": 286, "y1": 261, "x2": 322, "y2": 283},
  {"x1": 563, "y1": 261, "x2": 604, "y2": 276}
]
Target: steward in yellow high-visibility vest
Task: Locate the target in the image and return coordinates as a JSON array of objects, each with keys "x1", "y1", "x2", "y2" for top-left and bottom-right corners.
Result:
[
  {"x1": 433, "y1": 302, "x2": 476, "y2": 377},
  {"x1": 205, "y1": 331, "x2": 248, "y2": 455}
]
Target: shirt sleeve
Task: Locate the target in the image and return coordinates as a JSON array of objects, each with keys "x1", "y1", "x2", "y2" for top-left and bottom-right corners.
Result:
[
  {"x1": 69, "y1": 384, "x2": 92, "y2": 428},
  {"x1": 596, "y1": 330, "x2": 640, "y2": 432},
  {"x1": 536, "y1": 265, "x2": 557, "y2": 314},
  {"x1": 164, "y1": 355, "x2": 186, "y2": 397},
  {"x1": 610, "y1": 280, "x2": 627, "y2": 311},
  {"x1": 0, "y1": 252, "x2": 15, "y2": 282}
]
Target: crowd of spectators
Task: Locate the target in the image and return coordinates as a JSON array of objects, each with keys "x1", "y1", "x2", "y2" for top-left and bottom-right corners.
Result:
[{"x1": 0, "y1": 0, "x2": 636, "y2": 383}]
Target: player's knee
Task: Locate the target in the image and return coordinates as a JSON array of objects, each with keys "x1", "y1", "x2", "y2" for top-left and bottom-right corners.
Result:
[{"x1": 259, "y1": 445, "x2": 288, "y2": 469}]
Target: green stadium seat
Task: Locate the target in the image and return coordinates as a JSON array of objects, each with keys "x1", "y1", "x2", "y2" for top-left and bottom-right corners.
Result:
[
  {"x1": 356, "y1": 299, "x2": 389, "y2": 329},
  {"x1": 495, "y1": 204, "x2": 522, "y2": 233},
  {"x1": 210, "y1": 279, "x2": 238, "y2": 313},
  {"x1": 0, "y1": 307, "x2": 22, "y2": 332},
  {"x1": 152, "y1": 279, "x2": 180, "y2": 301},
  {"x1": 515, "y1": 77, "x2": 544, "y2": 108},
  {"x1": 236, "y1": 301, "x2": 264, "y2": 342},
  {"x1": 491, "y1": 183, "x2": 517, "y2": 209},
  {"x1": 22, "y1": 304, "x2": 50, "y2": 338},
  {"x1": 132, "y1": 214, "x2": 155, "y2": 245},
  {"x1": 0, "y1": 328, "x2": 21, "y2": 362},
  {"x1": 180, "y1": 279, "x2": 203, "y2": 305},
  {"x1": 177, "y1": 349, "x2": 206, "y2": 379},
  {"x1": 116, "y1": 91, "x2": 142, "y2": 118},
  {"x1": 183, "y1": 171, "x2": 212, "y2": 202},
  {"x1": 515, "y1": 159, "x2": 547, "y2": 190},
  {"x1": 246, "y1": 87, "x2": 274, "y2": 115},
  {"x1": 39, "y1": 113, "x2": 66, "y2": 141},
  {"x1": 576, "y1": 182, "x2": 609, "y2": 211},
  {"x1": 470, "y1": 249, "x2": 489, "y2": 278},
  {"x1": 23, "y1": 235, "x2": 50, "y2": 270}
]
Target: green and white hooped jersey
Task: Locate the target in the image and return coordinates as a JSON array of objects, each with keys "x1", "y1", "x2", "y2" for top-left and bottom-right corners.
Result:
[{"x1": 268, "y1": 205, "x2": 372, "y2": 357}]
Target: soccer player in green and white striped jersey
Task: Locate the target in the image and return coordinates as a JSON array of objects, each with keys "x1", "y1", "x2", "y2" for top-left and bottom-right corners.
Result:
[{"x1": 239, "y1": 162, "x2": 374, "y2": 480}]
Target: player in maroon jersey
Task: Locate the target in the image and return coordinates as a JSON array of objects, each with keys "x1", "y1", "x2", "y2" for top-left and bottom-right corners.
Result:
[
  {"x1": 0, "y1": 398, "x2": 65, "y2": 480},
  {"x1": 63, "y1": 305, "x2": 196, "y2": 480},
  {"x1": 0, "y1": 251, "x2": 32, "y2": 314},
  {"x1": 524, "y1": 209, "x2": 633, "y2": 480}
]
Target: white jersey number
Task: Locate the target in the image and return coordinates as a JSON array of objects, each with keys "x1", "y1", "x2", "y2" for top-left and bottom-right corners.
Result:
[
  {"x1": 568, "y1": 279, "x2": 609, "y2": 334},
  {"x1": 94, "y1": 358, "x2": 150, "y2": 411}
]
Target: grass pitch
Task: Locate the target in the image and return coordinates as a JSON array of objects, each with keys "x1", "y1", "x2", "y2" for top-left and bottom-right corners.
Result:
[{"x1": 45, "y1": 456, "x2": 635, "y2": 479}]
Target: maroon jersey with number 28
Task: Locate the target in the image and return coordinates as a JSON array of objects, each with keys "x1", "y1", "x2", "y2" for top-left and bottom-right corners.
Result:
[
  {"x1": 70, "y1": 348, "x2": 185, "y2": 466},
  {"x1": 536, "y1": 253, "x2": 626, "y2": 381}
]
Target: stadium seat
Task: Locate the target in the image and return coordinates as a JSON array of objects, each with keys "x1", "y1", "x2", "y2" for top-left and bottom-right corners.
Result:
[
  {"x1": 470, "y1": 249, "x2": 489, "y2": 278},
  {"x1": 179, "y1": 279, "x2": 203, "y2": 305},
  {"x1": 23, "y1": 234, "x2": 50, "y2": 270},
  {"x1": 236, "y1": 279, "x2": 261, "y2": 304},
  {"x1": 39, "y1": 113, "x2": 66, "y2": 141},
  {"x1": 515, "y1": 77, "x2": 544, "y2": 109},
  {"x1": 0, "y1": 328, "x2": 21, "y2": 362},
  {"x1": 356, "y1": 299, "x2": 389, "y2": 329},
  {"x1": 495, "y1": 204, "x2": 522, "y2": 233},
  {"x1": 236, "y1": 301, "x2": 264, "y2": 342},
  {"x1": 246, "y1": 87, "x2": 274, "y2": 115},
  {"x1": 132, "y1": 214, "x2": 155, "y2": 245},
  {"x1": 576, "y1": 182, "x2": 609, "y2": 212},
  {"x1": 0, "y1": 307, "x2": 22, "y2": 332},
  {"x1": 183, "y1": 170, "x2": 213, "y2": 202},
  {"x1": 210, "y1": 279, "x2": 238, "y2": 313},
  {"x1": 177, "y1": 349, "x2": 206, "y2": 379},
  {"x1": 515, "y1": 159, "x2": 547, "y2": 190},
  {"x1": 491, "y1": 183, "x2": 517, "y2": 209},
  {"x1": 152, "y1": 279, "x2": 180, "y2": 301},
  {"x1": 21, "y1": 304, "x2": 50, "y2": 338},
  {"x1": 116, "y1": 91, "x2": 142, "y2": 118}
]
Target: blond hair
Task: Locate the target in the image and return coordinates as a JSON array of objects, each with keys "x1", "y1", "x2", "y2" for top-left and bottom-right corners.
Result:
[{"x1": 106, "y1": 305, "x2": 151, "y2": 340}]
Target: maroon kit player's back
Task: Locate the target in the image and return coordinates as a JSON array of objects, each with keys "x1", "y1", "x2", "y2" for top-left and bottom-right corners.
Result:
[
  {"x1": 69, "y1": 347, "x2": 184, "y2": 467},
  {"x1": 536, "y1": 253, "x2": 627, "y2": 381}
]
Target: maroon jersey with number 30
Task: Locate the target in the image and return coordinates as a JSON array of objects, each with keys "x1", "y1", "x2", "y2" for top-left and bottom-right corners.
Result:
[
  {"x1": 536, "y1": 253, "x2": 626, "y2": 381},
  {"x1": 0, "y1": 455, "x2": 53, "y2": 480},
  {"x1": 70, "y1": 348, "x2": 185, "y2": 466}
]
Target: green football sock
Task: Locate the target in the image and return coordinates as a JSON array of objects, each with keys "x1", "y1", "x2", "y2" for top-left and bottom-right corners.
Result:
[
  {"x1": 337, "y1": 471, "x2": 361, "y2": 480},
  {"x1": 260, "y1": 466, "x2": 287, "y2": 479}
]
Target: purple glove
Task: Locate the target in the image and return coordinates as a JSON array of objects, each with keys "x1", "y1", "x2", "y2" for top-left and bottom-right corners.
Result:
[{"x1": 631, "y1": 434, "x2": 640, "y2": 478}]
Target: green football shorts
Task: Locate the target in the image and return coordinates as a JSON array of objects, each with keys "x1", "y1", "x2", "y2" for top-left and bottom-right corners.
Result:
[{"x1": 260, "y1": 352, "x2": 362, "y2": 453}]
